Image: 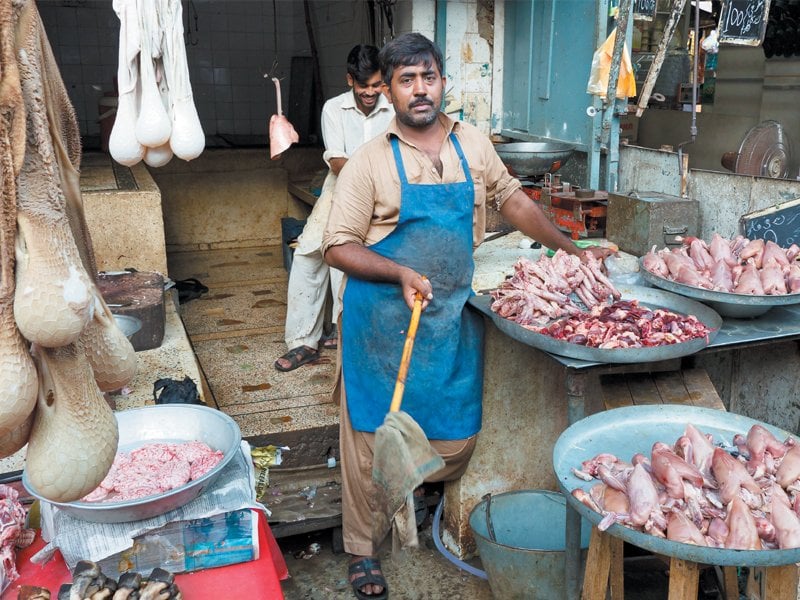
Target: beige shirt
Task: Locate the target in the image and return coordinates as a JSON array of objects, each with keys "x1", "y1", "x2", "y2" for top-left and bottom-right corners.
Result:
[{"x1": 322, "y1": 113, "x2": 521, "y2": 255}]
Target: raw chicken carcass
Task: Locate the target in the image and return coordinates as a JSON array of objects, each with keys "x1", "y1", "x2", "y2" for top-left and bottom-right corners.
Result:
[
  {"x1": 628, "y1": 462, "x2": 660, "y2": 527},
  {"x1": 666, "y1": 511, "x2": 707, "y2": 546},
  {"x1": 643, "y1": 246, "x2": 669, "y2": 278},
  {"x1": 709, "y1": 233, "x2": 737, "y2": 267},
  {"x1": 745, "y1": 424, "x2": 787, "y2": 475},
  {"x1": 734, "y1": 262, "x2": 765, "y2": 295},
  {"x1": 739, "y1": 238, "x2": 765, "y2": 268},
  {"x1": 770, "y1": 484, "x2": 800, "y2": 549},
  {"x1": 776, "y1": 444, "x2": 800, "y2": 488},
  {"x1": 709, "y1": 260, "x2": 734, "y2": 292},
  {"x1": 650, "y1": 442, "x2": 704, "y2": 499},
  {"x1": 711, "y1": 447, "x2": 762, "y2": 505},
  {"x1": 760, "y1": 263, "x2": 788, "y2": 295},
  {"x1": 725, "y1": 496, "x2": 762, "y2": 550},
  {"x1": 269, "y1": 77, "x2": 298, "y2": 160}
]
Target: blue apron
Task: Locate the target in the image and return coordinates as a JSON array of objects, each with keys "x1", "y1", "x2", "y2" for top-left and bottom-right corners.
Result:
[{"x1": 341, "y1": 133, "x2": 484, "y2": 440}]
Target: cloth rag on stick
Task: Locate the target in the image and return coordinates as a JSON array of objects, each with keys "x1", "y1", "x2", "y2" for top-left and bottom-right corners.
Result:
[{"x1": 371, "y1": 291, "x2": 444, "y2": 552}]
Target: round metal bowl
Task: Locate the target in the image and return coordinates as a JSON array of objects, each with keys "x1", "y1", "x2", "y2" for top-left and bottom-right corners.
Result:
[
  {"x1": 495, "y1": 141, "x2": 575, "y2": 177},
  {"x1": 554, "y1": 404, "x2": 800, "y2": 566},
  {"x1": 23, "y1": 404, "x2": 241, "y2": 523},
  {"x1": 468, "y1": 285, "x2": 722, "y2": 364},
  {"x1": 639, "y1": 257, "x2": 800, "y2": 318},
  {"x1": 112, "y1": 314, "x2": 142, "y2": 341}
]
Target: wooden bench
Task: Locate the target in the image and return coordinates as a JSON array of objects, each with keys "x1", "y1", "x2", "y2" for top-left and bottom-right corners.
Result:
[
  {"x1": 600, "y1": 367, "x2": 725, "y2": 411},
  {"x1": 583, "y1": 368, "x2": 797, "y2": 600}
]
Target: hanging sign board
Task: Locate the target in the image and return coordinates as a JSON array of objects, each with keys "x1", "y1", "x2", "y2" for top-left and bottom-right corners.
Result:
[
  {"x1": 632, "y1": 0, "x2": 658, "y2": 21},
  {"x1": 740, "y1": 197, "x2": 800, "y2": 246},
  {"x1": 718, "y1": 0, "x2": 771, "y2": 45}
]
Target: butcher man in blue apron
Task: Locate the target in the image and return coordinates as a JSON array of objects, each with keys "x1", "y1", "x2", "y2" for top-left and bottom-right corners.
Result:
[{"x1": 322, "y1": 32, "x2": 612, "y2": 600}]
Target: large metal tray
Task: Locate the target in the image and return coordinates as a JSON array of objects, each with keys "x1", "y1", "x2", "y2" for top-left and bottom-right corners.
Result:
[
  {"x1": 23, "y1": 404, "x2": 242, "y2": 523},
  {"x1": 553, "y1": 404, "x2": 800, "y2": 566},
  {"x1": 639, "y1": 257, "x2": 800, "y2": 318},
  {"x1": 468, "y1": 284, "x2": 722, "y2": 364}
]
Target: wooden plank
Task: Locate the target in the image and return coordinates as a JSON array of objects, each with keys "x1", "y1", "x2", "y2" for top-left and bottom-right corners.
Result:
[
  {"x1": 764, "y1": 564, "x2": 799, "y2": 599},
  {"x1": 721, "y1": 566, "x2": 739, "y2": 600},
  {"x1": 581, "y1": 528, "x2": 612, "y2": 600},
  {"x1": 625, "y1": 373, "x2": 663, "y2": 405},
  {"x1": 652, "y1": 371, "x2": 693, "y2": 405},
  {"x1": 608, "y1": 534, "x2": 624, "y2": 600},
  {"x1": 667, "y1": 557, "x2": 700, "y2": 600},
  {"x1": 600, "y1": 375, "x2": 635, "y2": 409},
  {"x1": 681, "y1": 368, "x2": 725, "y2": 411}
]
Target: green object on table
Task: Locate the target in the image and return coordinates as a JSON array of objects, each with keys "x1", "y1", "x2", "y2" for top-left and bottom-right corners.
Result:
[{"x1": 545, "y1": 239, "x2": 609, "y2": 257}]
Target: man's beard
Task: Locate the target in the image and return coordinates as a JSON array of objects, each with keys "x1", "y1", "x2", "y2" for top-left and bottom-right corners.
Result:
[{"x1": 397, "y1": 102, "x2": 439, "y2": 128}]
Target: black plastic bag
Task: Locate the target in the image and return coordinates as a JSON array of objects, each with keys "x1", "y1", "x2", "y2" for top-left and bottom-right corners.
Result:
[{"x1": 153, "y1": 376, "x2": 203, "y2": 405}]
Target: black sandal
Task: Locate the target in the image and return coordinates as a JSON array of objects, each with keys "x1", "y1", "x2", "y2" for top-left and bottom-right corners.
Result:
[
  {"x1": 348, "y1": 557, "x2": 388, "y2": 600},
  {"x1": 321, "y1": 325, "x2": 338, "y2": 350},
  {"x1": 274, "y1": 346, "x2": 320, "y2": 372}
]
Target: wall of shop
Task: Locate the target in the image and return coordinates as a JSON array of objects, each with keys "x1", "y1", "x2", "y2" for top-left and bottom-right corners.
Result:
[
  {"x1": 636, "y1": 46, "x2": 800, "y2": 176},
  {"x1": 36, "y1": 0, "x2": 380, "y2": 145}
]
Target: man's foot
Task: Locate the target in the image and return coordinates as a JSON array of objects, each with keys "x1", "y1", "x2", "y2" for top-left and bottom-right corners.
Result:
[
  {"x1": 348, "y1": 556, "x2": 387, "y2": 599},
  {"x1": 274, "y1": 346, "x2": 320, "y2": 372},
  {"x1": 321, "y1": 325, "x2": 338, "y2": 350}
]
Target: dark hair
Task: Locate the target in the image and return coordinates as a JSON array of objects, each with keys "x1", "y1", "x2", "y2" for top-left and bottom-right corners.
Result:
[
  {"x1": 346, "y1": 45, "x2": 381, "y2": 85},
  {"x1": 378, "y1": 33, "x2": 444, "y2": 85}
]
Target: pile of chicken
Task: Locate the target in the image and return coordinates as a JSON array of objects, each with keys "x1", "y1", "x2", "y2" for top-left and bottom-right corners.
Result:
[
  {"x1": 490, "y1": 250, "x2": 620, "y2": 326},
  {"x1": 572, "y1": 423, "x2": 800, "y2": 550},
  {"x1": 0, "y1": 0, "x2": 136, "y2": 519},
  {"x1": 643, "y1": 235, "x2": 800, "y2": 295}
]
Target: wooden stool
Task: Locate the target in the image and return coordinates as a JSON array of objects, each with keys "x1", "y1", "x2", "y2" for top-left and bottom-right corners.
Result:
[{"x1": 582, "y1": 527, "x2": 799, "y2": 600}]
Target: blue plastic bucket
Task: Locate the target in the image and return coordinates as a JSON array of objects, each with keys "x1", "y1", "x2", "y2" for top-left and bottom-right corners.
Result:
[{"x1": 469, "y1": 490, "x2": 591, "y2": 599}]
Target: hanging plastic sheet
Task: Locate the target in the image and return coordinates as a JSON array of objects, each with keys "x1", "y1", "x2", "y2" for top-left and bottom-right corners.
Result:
[{"x1": 586, "y1": 29, "x2": 637, "y2": 99}]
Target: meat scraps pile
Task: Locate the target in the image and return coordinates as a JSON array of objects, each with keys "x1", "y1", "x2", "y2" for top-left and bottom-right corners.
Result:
[
  {"x1": 572, "y1": 424, "x2": 800, "y2": 550},
  {"x1": 537, "y1": 299, "x2": 712, "y2": 349},
  {"x1": 643, "y1": 235, "x2": 800, "y2": 295},
  {"x1": 490, "y1": 250, "x2": 710, "y2": 348},
  {"x1": 81, "y1": 441, "x2": 223, "y2": 503}
]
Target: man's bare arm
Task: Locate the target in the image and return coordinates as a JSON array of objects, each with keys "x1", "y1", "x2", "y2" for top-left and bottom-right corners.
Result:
[
  {"x1": 500, "y1": 189, "x2": 613, "y2": 261},
  {"x1": 325, "y1": 242, "x2": 433, "y2": 309},
  {"x1": 329, "y1": 157, "x2": 347, "y2": 176}
]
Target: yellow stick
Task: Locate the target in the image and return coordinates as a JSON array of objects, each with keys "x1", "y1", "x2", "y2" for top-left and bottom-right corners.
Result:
[{"x1": 389, "y1": 291, "x2": 423, "y2": 413}]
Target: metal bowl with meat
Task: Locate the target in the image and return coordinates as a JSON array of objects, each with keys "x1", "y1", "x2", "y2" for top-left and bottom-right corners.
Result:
[
  {"x1": 23, "y1": 404, "x2": 242, "y2": 523},
  {"x1": 470, "y1": 284, "x2": 722, "y2": 364},
  {"x1": 639, "y1": 259, "x2": 800, "y2": 319},
  {"x1": 554, "y1": 404, "x2": 800, "y2": 566}
]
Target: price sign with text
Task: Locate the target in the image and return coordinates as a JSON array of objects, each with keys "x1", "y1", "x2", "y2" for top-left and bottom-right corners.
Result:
[
  {"x1": 718, "y1": 0, "x2": 771, "y2": 45},
  {"x1": 633, "y1": 0, "x2": 658, "y2": 21}
]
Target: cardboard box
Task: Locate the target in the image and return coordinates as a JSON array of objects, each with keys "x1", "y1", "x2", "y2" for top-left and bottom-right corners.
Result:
[{"x1": 98, "y1": 509, "x2": 259, "y2": 577}]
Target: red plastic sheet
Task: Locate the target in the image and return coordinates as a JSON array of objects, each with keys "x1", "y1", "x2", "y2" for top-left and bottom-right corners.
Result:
[{"x1": 2, "y1": 510, "x2": 287, "y2": 599}]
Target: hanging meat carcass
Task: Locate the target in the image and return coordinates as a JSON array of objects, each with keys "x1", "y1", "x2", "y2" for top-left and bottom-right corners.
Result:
[{"x1": 269, "y1": 77, "x2": 299, "y2": 159}]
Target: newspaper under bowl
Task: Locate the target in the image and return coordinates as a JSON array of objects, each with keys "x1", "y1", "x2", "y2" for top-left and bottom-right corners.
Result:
[{"x1": 23, "y1": 404, "x2": 242, "y2": 523}]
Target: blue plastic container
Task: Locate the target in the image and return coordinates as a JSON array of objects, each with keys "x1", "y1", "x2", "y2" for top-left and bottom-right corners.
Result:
[{"x1": 469, "y1": 490, "x2": 591, "y2": 599}]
